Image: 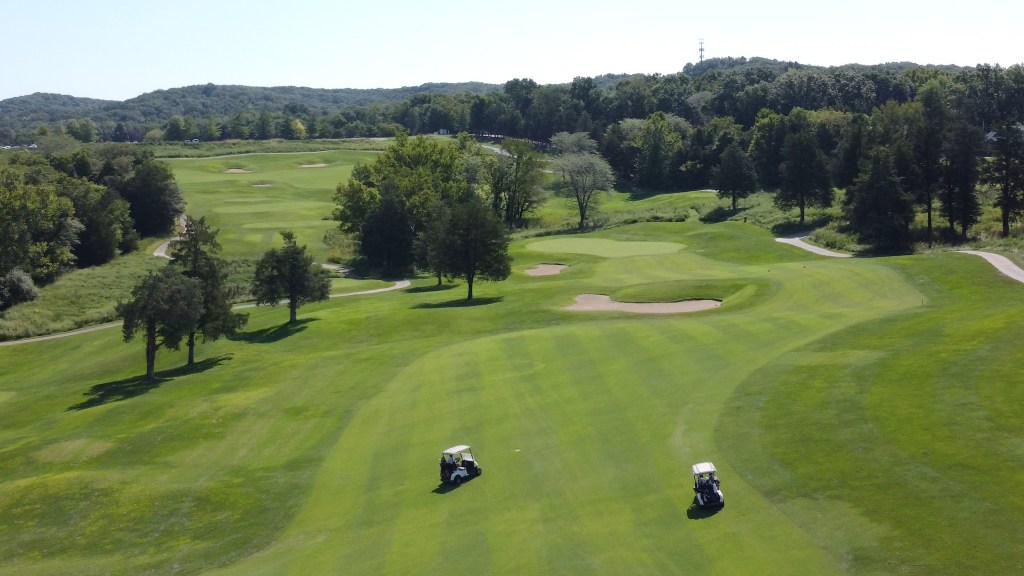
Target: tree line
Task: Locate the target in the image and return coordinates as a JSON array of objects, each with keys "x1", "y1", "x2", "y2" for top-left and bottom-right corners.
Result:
[{"x1": 0, "y1": 146, "x2": 182, "y2": 309}]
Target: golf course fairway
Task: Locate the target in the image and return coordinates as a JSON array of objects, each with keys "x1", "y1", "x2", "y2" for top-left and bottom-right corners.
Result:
[{"x1": 1, "y1": 220, "x2": 1022, "y2": 575}]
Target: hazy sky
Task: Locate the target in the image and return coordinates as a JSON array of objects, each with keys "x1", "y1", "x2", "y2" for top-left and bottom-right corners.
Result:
[{"x1": 3, "y1": 0, "x2": 1022, "y2": 101}]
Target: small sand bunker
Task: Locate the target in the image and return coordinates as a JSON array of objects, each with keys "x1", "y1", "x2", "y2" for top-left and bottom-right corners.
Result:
[
  {"x1": 564, "y1": 294, "x2": 721, "y2": 314},
  {"x1": 252, "y1": 183, "x2": 272, "y2": 188},
  {"x1": 526, "y1": 264, "x2": 568, "y2": 276},
  {"x1": 300, "y1": 163, "x2": 328, "y2": 168},
  {"x1": 225, "y1": 168, "x2": 251, "y2": 173}
]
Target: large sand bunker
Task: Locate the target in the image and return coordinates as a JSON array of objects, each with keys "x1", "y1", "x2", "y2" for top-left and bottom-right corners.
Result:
[
  {"x1": 225, "y1": 168, "x2": 251, "y2": 173},
  {"x1": 300, "y1": 163, "x2": 328, "y2": 168},
  {"x1": 564, "y1": 294, "x2": 721, "y2": 314},
  {"x1": 525, "y1": 264, "x2": 568, "y2": 276}
]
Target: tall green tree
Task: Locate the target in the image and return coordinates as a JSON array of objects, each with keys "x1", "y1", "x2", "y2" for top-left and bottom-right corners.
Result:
[
  {"x1": 414, "y1": 201, "x2": 451, "y2": 286},
  {"x1": 439, "y1": 195, "x2": 511, "y2": 300},
  {"x1": 118, "y1": 267, "x2": 204, "y2": 379},
  {"x1": 358, "y1": 190, "x2": 416, "y2": 275},
  {"x1": 0, "y1": 165, "x2": 81, "y2": 285},
  {"x1": 65, "y1": 118, "x2": 99, "y2": 143},
  {"x1": 58, "y1": 175, "x2": 133, "y2": 267},
  {"x1": 748, "y1": 109, "x2": 787, "y2": 190},
  {"x1": 550, "y1": 131, "x2": 599, "y2": 155},
  {"x1": 633, "y1": 112, "x2": 684, "y2": 190},
  {"x1": 99, "y1": 149, "x2": 183, "y2": 237},
  {"x1": 844, "y1": 147, "x2": 915, "y2": 250},
  {"x1": 832, "y1": 113, "x2": 869, "y2": 189},
  {"x1": 165, "y1": 116, "x2": 185, "y2": 141},
  {"x1": 941, "y1": 124, "x2": 984, "y2": 240},
  {"x1": 555, "y1": 153, "x2": 615, "y2": 229},
  {"x1": 334, "y1": 134, "x2": 469, "y2": 271},
  {"x1": 982, "y1": 122, "x2": 1024, "y2": 237},
  {"x1": 169, "y1": 216, "x2": 247, "y2": 365},
  {"x1": 489, "y1": 139, "x2": 545, "y2": 227},
  {"x1": 776, "y1": 130, "x2": 833, "y2": 225},
  {"x1": 251, "y1": 231, "x2": 330, "y2": 323},
  {"x1": 255, "y1": 111, "x2": 275, "y2": 140},
  {"x1": 711, "y1": 142, "x2": 757, "y2": 210},
  {"x1": 914, "y1": 80, "x2": 950, "y2": 246}
]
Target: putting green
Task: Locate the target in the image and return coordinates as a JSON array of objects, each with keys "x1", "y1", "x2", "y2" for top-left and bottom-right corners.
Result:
[{"x1": 2, "y1": 219, "x2": 1023, "y2": 575}]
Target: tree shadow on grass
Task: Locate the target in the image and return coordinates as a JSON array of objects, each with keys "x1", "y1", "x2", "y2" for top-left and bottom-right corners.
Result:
[
  {"x1": 771, "y1": 215, "x2": 834, "y2": 238},
  {"x1": 67, "y1": 354, "x2": 232, "y2": 411},
  {"x1": 686, "y1": 497, "x2": 724, "y2": 520},
  {"x1": 406, "y1": 283, "x2": 459, "y2": 294},
  {"x1": 700, "y1": 205, "x2": 739, "y2": 224},
  {"x1": 414, "y1": 296, "x2": 503, "y2": 309},
  {"x1": 231, "y1": 318, "x2": 316, "y2": 344}
]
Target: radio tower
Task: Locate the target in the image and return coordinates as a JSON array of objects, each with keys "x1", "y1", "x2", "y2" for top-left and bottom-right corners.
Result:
[{"x1": 699, "y1": 39, "x2": 705, "y2": 63}]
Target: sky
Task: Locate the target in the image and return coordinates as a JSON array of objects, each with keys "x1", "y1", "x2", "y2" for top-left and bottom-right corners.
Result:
[{"x1": 2, "y1": 0, "x2": 1022, "y2": 101}]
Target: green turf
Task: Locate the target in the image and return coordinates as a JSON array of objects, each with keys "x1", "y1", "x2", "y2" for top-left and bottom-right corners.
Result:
[
  {"x1": 3, "y1": 217, "x2": 1021, "y2": 574},
  {"x1": 167, "y1": 149, "x2": 380, "y2": 261}
]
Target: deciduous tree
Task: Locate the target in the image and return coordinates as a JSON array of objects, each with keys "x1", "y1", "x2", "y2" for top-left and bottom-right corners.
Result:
[
  {"x1": 488, "y1": 139, "x2": 545, "y2": 227},
  {"x1": 251, "y1": 231, "x2": 330, "y2": 323},
  {"x1": 439, "y1": 195, "x2": 511, "y2": 300},
  {"x1": 118, "y1": 267, "x2": 204, "y2": 379},
  {"x1": 711, "y1": 142, "x2": 757, "y2": 210},
  {"x1": 982, "y1": 122, "x2": 1024, "y2": 237},
  {"x1": 169, "y1": 216, "x2": 247, "y2": 365},
  {"x1": 776, "y1": 130, "x2": 833, "y2": 225},
  {"x1": 555, "y1": 153, "x2": 614, "y2": 229},
  {"x1": 941, "y1": 124, "x2": 984, "y2": 240}
]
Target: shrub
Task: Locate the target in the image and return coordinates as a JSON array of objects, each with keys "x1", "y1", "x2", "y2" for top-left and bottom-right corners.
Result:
[{"x1": 0, "y1": 268, "x2": 39, "y2": 310}]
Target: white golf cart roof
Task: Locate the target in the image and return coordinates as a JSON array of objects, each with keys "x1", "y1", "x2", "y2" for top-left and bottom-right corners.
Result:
[
  {"x1": 443, "y1": 445, "x2": 472, "y2": 455},
  {"x1": 692, "y1": 462, "x2": 717, "y2": 476}
]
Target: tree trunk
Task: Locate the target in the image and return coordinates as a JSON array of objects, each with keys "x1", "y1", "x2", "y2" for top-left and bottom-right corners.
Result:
[
  {"x1": 466, "y1": 275, "x2": 474, "y2": 300},
  {"x1": 731, "y1": 192, "x2": 737, "y2": 211},
  {"x1": 289, "y1": 299, "x2": 298, "y2": 324},
  {"x1": 145, "y1": 322, "x2": 157, "y2": 379},
  {"x1": 926, "y1": 190, "x2": 933, "y2": 248},
  {"x1": 1002, "y1": 189, "x2": 1011, "y2": 237},
  {"x1": 187, "y1": 330, "x2": 196, "y2": 366},
  {"x1": 436, "y1": 272, "x2": 442, "y2": 287},
  {"x1": 799, "y1": 196, "x2": 806, "y2": 225}
]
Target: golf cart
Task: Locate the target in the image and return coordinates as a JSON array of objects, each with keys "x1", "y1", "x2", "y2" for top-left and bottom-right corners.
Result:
[
  {"x1": 692, "y1": 462, "x2": 724, "y2": 508},
  {"x1": 439, "y1": 445, "x2": 482, "y2": 485}
]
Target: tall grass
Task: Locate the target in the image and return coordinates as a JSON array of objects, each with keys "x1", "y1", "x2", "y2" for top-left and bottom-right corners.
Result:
[{"x1": 0, "y1": 250, "x2": 167, "y2": 340}]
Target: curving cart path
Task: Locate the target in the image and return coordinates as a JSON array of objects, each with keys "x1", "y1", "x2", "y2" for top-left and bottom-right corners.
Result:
[
  {"x1": 774, "y1": 236, "x2": 852, "y2": 258},
  {"x1": 0, "y1": 227, "x2": 408, "y2": 347},
  {"x1": 957, "y1": 250, "x2": 1024, "y2": 284},
  {"x1": 776, "y1": 235, "x2": 1024, "y2": 286}
]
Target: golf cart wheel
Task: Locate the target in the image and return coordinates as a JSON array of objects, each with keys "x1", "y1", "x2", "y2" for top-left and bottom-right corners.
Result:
[
  {"x1": 474, "y1": 467, "x2": 482, "y2": 477},
  {"x1": 453, "y1": 475, "x2": 462, "y2": 486}
]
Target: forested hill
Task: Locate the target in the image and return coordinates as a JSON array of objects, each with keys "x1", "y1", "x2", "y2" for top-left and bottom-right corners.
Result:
[
  {"x1": 0, "y1": 82, "x2": 502, "y2": 135},
  {"x1": 0, "y1": 93, "x2": 114, "y2": 128},
  {"x1": 0, "y1": 58, "x2": 990, "y2": 145}
]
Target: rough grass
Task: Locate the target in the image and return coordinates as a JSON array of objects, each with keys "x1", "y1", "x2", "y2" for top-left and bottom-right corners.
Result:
[{"x1": 0, "y1": 249, "x2": 167, "y2": 340}]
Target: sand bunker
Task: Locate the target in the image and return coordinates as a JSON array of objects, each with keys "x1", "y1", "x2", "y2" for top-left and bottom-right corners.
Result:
[
  {"x1": 300, "y1": 163, "x2": 328, "y2": 168},
  {"x1": 252, "y1": 184, "x2": 271, "y2": 188},
  {"x1": 225, "y1": 168, "x2": 251, "y2": 173},
  {"x1": 564, "y1": 294, "x2": 721, "y2": 314},
  {"x1": 525, "y1": 264, "x2": 568, "y2": 276}
]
